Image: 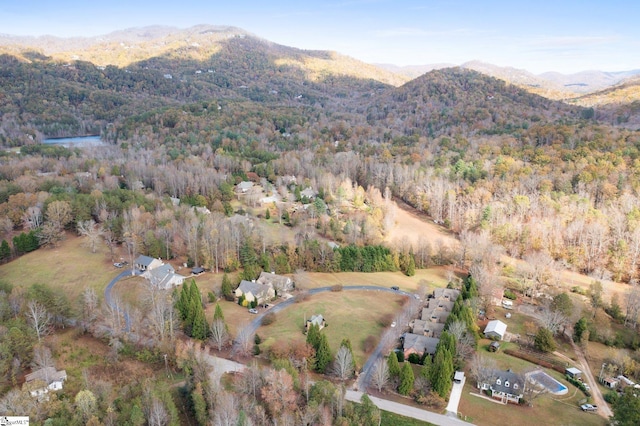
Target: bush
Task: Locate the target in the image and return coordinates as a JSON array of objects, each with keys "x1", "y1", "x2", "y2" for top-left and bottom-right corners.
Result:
[
  {"x1": 566, "y1": 375, "x2": 590, "y2": 396},
  {"x1": 295, "y1": 291, "x2": 310, "y2": 303},
  {"x1": 330, "y1": 284, "x2": 343, "y2": 292},
  {"x1": 503, "y1": 289, "x2": 517, "y2": 300},
  {"x1": 363, "y1": 335, "x2": 378, "y2": 353},
  {"x1": 253, "y1": 344, "x2": 261, "y2": 356},
  {"x1": 207, "y1": 291, "x2": 216, "y2": 303},
  {"x1": 261, "y1": 312, "x2": 276, "y2": 326},
  {"x1": 571, "y1": 286, "x2": 587, "y2": 296},
  {"x1": 254, "y1": 334, "x2": 262, "y2": 345},
  {"x1": 604, "y1": 390, "x2": 620, "y2": 404},
  {"x1": 396, "y1": 351, "x2": 405, "y2": 363},
  {"x1": 407, "y1": 353, "x2": 421, "y2": 364}
]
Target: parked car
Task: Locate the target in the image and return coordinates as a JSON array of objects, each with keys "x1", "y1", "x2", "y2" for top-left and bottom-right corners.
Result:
[
  {"x1": 114, "y1": 262, "x2": 123, "y2": 268},
  {"x1": 391, "y1": 286, "x2": 399, "y2": 291},
  {"x1": 390, "y1": 321, "x2": 397, "y2": 328},
  {"x1": 248, "y1": 308, "x2": 258, "y2": 314},
  {"x1": 580, "y1": 404, "x2": 597, "y2": 412}
]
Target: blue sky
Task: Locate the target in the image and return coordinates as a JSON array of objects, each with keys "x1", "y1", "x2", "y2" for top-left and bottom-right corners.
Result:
[{"x1": 1, "y1": 0, "x2": 638, "y2": 74}]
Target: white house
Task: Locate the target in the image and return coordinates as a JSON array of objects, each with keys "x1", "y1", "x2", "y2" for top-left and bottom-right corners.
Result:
[
  {"x1": 25, "y1": 367, "x2": 67, "y2": 398},
  {"x1": 256, "y1": 271, "x2": 294, "y2": 293},
  {"x1": 484, "y1": 320, "x2": 508, "y2": 340},
  {"x1": 478, "y1": 369, "x2": 524, "y2": 404}
]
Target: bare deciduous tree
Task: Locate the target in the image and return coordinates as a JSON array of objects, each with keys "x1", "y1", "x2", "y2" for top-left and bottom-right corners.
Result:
[
  {"x1": 538, "y1": 305, "x2": 567, "y2": 335},
  {"x1": 81, "y1": 287, "x2": 99, "y2": 331},
  {"x1": 371, "y1": 358, "x2": 389, "y2": 392},
  {"x1": 77, "y1": 220, "x2": 104, "y2": 253},
  {"x1": 522, "y1": 372, "x2": 548, "y2": 407},
  {"x1": 213, "y1": 391, "x2": 239, "y2": 426},
  {"x1": 233, "y1": 324, "x2": 254, "y2": 357},
  {"x1": 210, "y1": 319, "x2": 229, "y2": 351},
  {"x1": 447, "y1": 320, "x2": 476, "y2": 360},
  {"x1": 332, "y1": 345, "x2": 354, "y2": 380},
  {"x1": 469, "y1": 353, "x2": 497, "y2": 386},
  {"x1": 26, "y1": 300, "x2": 51, "y2": 341},
  {"x1": 148, "y1": 396, "x2": 169, "y2": 426}
]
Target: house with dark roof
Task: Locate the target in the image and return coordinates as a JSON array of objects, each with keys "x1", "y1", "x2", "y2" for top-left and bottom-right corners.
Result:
[
  {"x1": 256, "y1": 271, "x2": 294, "y2": 293},
  {"x1": 134, "y1": 255, "x2": 163, "y2": 272},
  {"x1": 477, "y1": 369, "x2": 524, "y2": 404},
  {"x1": 401, "y1": 333, "x2": 440, "y2": 359},
  {"x1": 235, "y1": 280, "x2": 275, "y2": 305},
  {"x1": 433, "y1": 288, "x2": 460, "y2": 301},
  {"x1": 412, "y1": 319, "x2": 446, "y2": 338}
]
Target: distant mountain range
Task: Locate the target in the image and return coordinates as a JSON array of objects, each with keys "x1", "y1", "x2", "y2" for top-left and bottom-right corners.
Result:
[{"x1": 2, "y1": 25, "x2": 640, "y2": 107}]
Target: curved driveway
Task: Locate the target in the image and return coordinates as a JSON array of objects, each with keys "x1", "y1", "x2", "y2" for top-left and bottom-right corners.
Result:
[
  {"x1": 104, "y1": 269, "x2": 136, "y2": 332},
  {"x1": 234, "y1": 285, "x2": 414, "y2": 389}
]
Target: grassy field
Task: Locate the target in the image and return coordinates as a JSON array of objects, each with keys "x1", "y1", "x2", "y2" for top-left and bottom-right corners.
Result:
[
  {"x1": 0, "y1": 232, "x2": 118, "y2": 302},
  {"x1": 381, "y1": 410, "x2": 434, "y2": 426},
  {"x1": 458, "y1": 379, "x2": 606, "y2": 426},
  {"x1": 301, "y1": 267, "x2": 451, "y2": 291},
  {"x1": 257, "y1": 290, "x2": 407, "y2": 366}
]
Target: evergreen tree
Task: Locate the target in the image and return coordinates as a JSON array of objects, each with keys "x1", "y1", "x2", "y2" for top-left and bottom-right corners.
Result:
[
  {"x1": 191, "y1": 301, "x2": 209, "y2": 340},
  {"x1": 534, "y1": 327, "x2": 556, "y2": 352},
  {"x1": 405, "y1": 252, "x2": 416, "y2": 276},
  {"x1": 221, "y1": 273, "x2": 233, "y2": 301},
  {"x1": 398, "y1": 361, "x2": 415, "y2": 395},
  {"x1": 306, "y1": 323, "x2": 320, "y2": 349},
  {"x1": 387, "y1": 352, "x2": 401, "y2": 377},
  {"x1": 213, "y1": 303, "x2": 225, "y2": 321},
  {"x1": 265, "y1": 208, "x2": 271, "y2": 220},
  {"x1": 314, "y1": 334, "x2": 332, "y2": 373},
  {"x1": 0, "y1": 239, "x2": 10, "y2": 261},
  {"x1": 430, "y1": 347, "x2": 454, "y2": 398},
  {"x1": 574, "y1": 317, "x2": 588, "y2": 343}
]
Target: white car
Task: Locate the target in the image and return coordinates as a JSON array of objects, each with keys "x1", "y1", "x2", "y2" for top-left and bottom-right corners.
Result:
[
  {"x1": 390, "y1": 321, "x2": 397, "y2": 328},
  {"x1": 248, "y1": 308, "x2": 258, "y2": 314}
]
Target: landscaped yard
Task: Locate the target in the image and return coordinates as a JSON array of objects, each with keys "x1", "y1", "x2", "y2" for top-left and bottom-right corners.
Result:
[
  {"x1": 256, "y1": 290, "x2": 407, "y2": 366},
  {"x1": 458, "y1": 379, "x2": 606, "y2": 426},
  {"x1": 381, "y1": 410, "x2": 433, "y2": 426}
]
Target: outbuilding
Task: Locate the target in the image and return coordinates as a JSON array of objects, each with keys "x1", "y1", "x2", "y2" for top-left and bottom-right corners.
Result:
[
  {"x1": 484, "y1": 319, "x2": 508, "y2": 340},
  {"x1": 565, "y1": 367, "x2": 582, "y2": 380}
]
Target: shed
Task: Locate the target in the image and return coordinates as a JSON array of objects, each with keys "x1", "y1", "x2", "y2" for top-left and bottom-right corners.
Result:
[
  {"x1": 489, "y1": 341, "x2": 500, "y2": 352},
  {"x1": 191, "y1": 267, "x2": 205, "y2": 275},
  {"x1": 602, "y1": 377, "x2": 619, "y2": 389},
  {"x1": 484, "y1": 320, "x2": 507, "y2": 340},
  {"x1": 565, "y1": 367, "x2": 582, "y2": 380}
]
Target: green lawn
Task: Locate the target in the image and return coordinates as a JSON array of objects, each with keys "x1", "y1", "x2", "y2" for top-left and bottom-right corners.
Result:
[
  {"x1": 381, "y1": 410, "x2": 434, "y2": 426},
  {"x1": 0, "y1": 232, "x2": 117, "y2": 303},
  {"x1": 258, "y1": 290, "x2": 406, "y2": 366},
  {"x1": 458, "y1": 380, "x2": 606, "y2": 426}
]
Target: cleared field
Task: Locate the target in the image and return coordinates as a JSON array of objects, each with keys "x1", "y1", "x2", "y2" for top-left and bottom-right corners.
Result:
[
  {"x1": 0, "y1": 232, "x2": 117, "y2": 302},
  {"x1": 257, "y1": 290, "x2": 407, "y2": 366},
  {"x1": 301, "y1": 267, "x2": 452, "y2": 291}
]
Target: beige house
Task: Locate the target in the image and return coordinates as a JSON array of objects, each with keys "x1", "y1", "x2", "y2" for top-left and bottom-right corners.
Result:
[
  {"x1": 235, "y1": 280, "x2": 275, "y2": 305},
  {"x1": 305, "y1": 314, "x2": 326, "y2": 332},
  {"x1": 256, "y1": 271, "x2": 294, "y2": 294}
]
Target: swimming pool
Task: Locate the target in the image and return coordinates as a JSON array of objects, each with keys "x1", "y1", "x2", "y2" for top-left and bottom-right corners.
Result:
[{"x1": 527, "y1": 370, "x2": 569, "y2": 395}]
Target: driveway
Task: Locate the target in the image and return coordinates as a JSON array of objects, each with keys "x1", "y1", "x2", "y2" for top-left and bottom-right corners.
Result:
[
  {"x1": 346, "y1": 390, "x2": 473, "y2": 426},
  {"x1": 104, "y1": 268, "x2": 138, "y2": 332},
  {"x1": 446, "y1": 376, "x2": 466, "y2": 416}
]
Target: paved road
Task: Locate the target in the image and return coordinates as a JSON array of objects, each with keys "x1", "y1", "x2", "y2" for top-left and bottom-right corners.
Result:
[
  {"x1": 104, "y1": 268, "x2": 136, "y2": 332},
  {"x1": 345, "y1": 390, "x2": 474, "y2": 426}
]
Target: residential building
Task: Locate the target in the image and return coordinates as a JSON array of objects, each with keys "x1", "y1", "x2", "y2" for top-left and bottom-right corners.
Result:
[
  {"x1": 235, "y1": 280, "x2": 275, "y2": 305},
  {"x1": 484, "y1": 320, "x2": 508, "y2": 340},
  {"x1": 24, "y1": 367, "x2": 67, "y2": 398},
  {"x1": 477, "y1": 369, "x2": 524, "y2": 404}
]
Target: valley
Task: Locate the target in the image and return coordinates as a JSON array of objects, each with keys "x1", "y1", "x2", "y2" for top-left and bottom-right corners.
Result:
[{"x1": 1, "y1": 24, "x2": 640, "y2": 426}]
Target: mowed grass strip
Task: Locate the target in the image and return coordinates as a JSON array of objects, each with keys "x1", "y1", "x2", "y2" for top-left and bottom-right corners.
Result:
[
  {"x1": 258, "y1": 290, "x2": 406, "y2": 366},
  {"x1": 302, "y1": 268, "x2": 450, "y2": 291},
  {"x1": 0, "y1": 233, "x2": 117, "y2": 302}
]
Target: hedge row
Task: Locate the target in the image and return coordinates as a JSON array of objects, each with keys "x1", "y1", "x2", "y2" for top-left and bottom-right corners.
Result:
[{"x1": 504, "y1": 349, "x2": 566, "y2": 374}]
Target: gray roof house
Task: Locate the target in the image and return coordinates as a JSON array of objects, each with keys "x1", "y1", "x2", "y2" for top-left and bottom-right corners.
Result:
[
  {"x1": 477, "y1": 369, "x2": 524, "y2": 404},
  {"x1": 300, "y1": 187, "x2": 317, "y2": 199},
  {"x1": 256, "y1": 271, "x2": 294, "y2": 293},
  {"x1": 412, "y1": 319, "x2": 446, "y2": 338},
  {"x1": 236, "y1": 181, "x2": 254, "y2": 193},
  {"x1": 134, "y1": 255, "x2": 163, "y2": 272},
  {"x1": 25, "y1": 367, "x2": 67, "y2": 398},
  {"x1": 305, "y1": 314, "x2": 326, "y2": 332},
  {"x1": 402, "y1": 333, "x2": 440, "y2": 358},
  {"x1": 235, "y1": 280, "x2": 276, "y2": 305},
  {"x1": 433, "y1": 288, "x2": 460, "y2": 301},
  {"x1": 145, "y1": 263, "x2": 186, "y2": 289}
]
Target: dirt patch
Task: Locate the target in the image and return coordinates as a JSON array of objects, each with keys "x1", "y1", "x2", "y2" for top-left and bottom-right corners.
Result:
[{"x1": 384, "y1": 200, "x2": 458, "y2": 249}]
